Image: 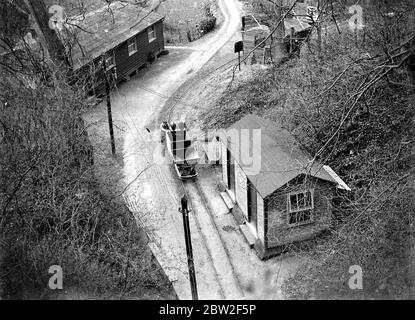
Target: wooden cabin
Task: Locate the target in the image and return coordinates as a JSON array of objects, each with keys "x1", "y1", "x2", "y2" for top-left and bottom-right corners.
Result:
[
  {"x1": 241, "y1": 1, "x2": 316, "y2": 65},
  {"x1": 241, "y1": 14, "x2": 284, "y2": 65},
  {"x1": 242, "y1": 24, "x2": 273, "y2": 64},
  {"x1": 67, "y1": 1, "x2": 165, "y2": 94},
  {"x1": 219, "y1": 115, "x2": 350, "y2": 259}
]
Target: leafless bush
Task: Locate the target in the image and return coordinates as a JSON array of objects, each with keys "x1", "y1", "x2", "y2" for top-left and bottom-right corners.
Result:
[
  {"x1": 201, "y1": 0, "x2": 415, "y2": 299},
  {"x1": 0, "y1": 1, "x2": 173, "y2": 297}
]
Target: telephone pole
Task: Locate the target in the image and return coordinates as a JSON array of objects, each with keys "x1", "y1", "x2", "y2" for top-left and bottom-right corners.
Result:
[
  {"x1": 102, "y1": 56, "x2": 116, "y2": 156},
  {"x1": 317, "y1": 0, "x2": 322, "y2": 55},
  {"x1": 179, "y1": 196, "x2": 198, "y2": 300},
  {"x1": 273, "y1": 0, "x2": 287, "y2": 63}
]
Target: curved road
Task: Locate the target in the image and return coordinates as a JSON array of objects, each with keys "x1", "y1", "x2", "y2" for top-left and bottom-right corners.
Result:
[{"x1": 107, "y1": 0, "x2": 243, "y2": 299}]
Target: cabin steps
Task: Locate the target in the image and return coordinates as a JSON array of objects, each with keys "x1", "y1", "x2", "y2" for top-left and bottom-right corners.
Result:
[
  {"x1": 220, "y1": 191, "x2": 234, "y2": 212},
  {"x1": 239, "y1": 223, "x2": 256, "y2": 249}
]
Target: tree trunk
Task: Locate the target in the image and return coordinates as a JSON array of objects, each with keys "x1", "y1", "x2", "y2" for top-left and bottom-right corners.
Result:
[
  {"x1": 272, "y1": 0, "x2": 287, "y2": 63},
  {"x1": 317, "y1": 0, "x2": 322, "y2": 56}
]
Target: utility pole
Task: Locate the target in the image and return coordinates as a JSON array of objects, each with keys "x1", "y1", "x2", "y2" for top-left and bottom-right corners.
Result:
[
  {"x1": 290, "y1": 27, "x2": 295, "y2": 54},
  {"x1": 317, "y1": 0, "x2": 322, "y2": 55},
  {"x1": 179, "y1": 196, "x2": 198, "y2": 300},
  {"x1": 273, "y1": 0, "x2": 286, "y2": 63},
  {"x1": 102, "y1": 56, "x2": 116, "y2": 156}
]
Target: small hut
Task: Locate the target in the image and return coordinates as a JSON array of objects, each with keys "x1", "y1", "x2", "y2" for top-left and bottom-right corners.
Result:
[
  {"x1": 219, "y1": 115, "x2": 350, "y2": 259},
  {"x1": 241, "y1": 15, "x2": 286, "y2": 65}
]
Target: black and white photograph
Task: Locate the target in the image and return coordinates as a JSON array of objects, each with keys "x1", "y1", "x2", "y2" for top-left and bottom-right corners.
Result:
[{"x1": 0, "y1": 0, "x2": 414, "y2": 305}]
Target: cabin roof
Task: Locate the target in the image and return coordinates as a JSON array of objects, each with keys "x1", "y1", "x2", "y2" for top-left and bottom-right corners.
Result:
[
  {"x1": 67, "y1": 1, "x2": 164, "y2": 70},
  {"x1": 244, "y1": 25, "x2": 270, "y2": 34},
  {"x1": 225, "y1": 115, "x2": 348, "y2": 198},
  {"x1": 284, "y1": 2, "x2": 312, "y2": 33}
]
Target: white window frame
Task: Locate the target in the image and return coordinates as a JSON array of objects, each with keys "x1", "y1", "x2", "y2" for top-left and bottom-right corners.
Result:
[
  {"x1": 105, "y1": 51, "x2": 115, "y2": 70},
  {"x1": 254, "y1": 35, "x2": 266, "y2": 48},
  {"x1": 287, "y1": 189, "x2": 314, "y2": 226},
  {"x1": 128, "y1": 38, "x2": 137, "y2": 56},
  {"x1": 148, "y1": 25, "x2": 156, "y2": 43},
  {"x1": 306, "y1": 6, "x2": 319, "y2": 23}
]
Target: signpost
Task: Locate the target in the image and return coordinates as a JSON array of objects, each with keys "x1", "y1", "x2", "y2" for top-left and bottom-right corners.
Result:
[
  {"x1": 234, "y1": 41, "x2": 244, "y2": 71},
  {"x1": 102, "y1": 55, "x2": 116, "y2": 156},
  {"x1": 179, "y1": 196, "x2": 198, "y2": 300}
]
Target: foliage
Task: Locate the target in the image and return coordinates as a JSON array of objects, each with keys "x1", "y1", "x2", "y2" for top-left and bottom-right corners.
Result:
[
  {"x1": 198, "y1": 2, "x2": 217, "y2": 34},
  {"x1": 201, "y1": 0, "x2": 415, "y2": 299},
  {"x1": 278, "y1": 31, "x2": 415, "y2": 298},
  {"x1": 160, "y1": 0, "x2": 218, "y2": 44},
  {"x1": 0, "y1": 70, "x2": 174, "y2": 299},
  {"x1": 198, "y1": 16, "x2": 217, "y2": 35},
  {"x1": 200, "y1": 67, "x2": 275, "y2": 129},
  {"x1": 0, "y1": 1, "x2": 174, "y2": 300}
]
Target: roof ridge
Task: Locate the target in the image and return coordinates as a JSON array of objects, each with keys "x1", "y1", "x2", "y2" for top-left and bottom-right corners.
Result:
[
  {"x1": 70, "y1": 1, "x2": 150, "y2": 21},
  {"x1": 226, "y1": 114, "x2": 339, "y2": 197}
]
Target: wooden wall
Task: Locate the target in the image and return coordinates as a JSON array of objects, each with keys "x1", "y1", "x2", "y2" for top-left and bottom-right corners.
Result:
[
  {"x1": 80, "y1": 20, "x2": 165, "y2": 95},
  {"x1": 257, "y1": 193, "x2": 265, "y2": 244},
  {"x1": 115, "y1": 20, "x2": 165, "y2": 81},
  {"x1": 242, "y1": 29, "x2": 269, "y2": 64}
]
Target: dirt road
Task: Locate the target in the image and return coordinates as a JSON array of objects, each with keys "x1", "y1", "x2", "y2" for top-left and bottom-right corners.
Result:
[{"x1": 97, "y1": 0, "x2": 244, "y2": 299}]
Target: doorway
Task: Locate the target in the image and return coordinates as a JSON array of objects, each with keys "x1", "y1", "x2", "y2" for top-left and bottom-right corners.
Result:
[
  {"x1": 247, "y1": 178, "x2": 257, "y2": 232},
  {"x1": 226, "y1": 148, "x2": 235, "y2": 193}
]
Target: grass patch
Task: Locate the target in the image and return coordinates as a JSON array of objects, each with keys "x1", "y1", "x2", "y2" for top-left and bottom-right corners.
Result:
[{"x1": 159, "y1": 0, "x2": 220, "y2": 44}]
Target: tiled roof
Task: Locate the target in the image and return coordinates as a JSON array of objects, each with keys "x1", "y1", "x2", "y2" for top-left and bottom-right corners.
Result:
[
  {"x1": 67, "y1": 1, "x2": 164, "y2": 70},
  {"x1": 226, "y1": 115, "x2": 337, "y2": 198}
]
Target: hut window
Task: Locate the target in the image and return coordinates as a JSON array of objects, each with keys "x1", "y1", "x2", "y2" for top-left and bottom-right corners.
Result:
[
  {"x1": 148, "y1": 25, "x2": 156, "y2": 42},
  {"x1": 128, "y1": 38, "x2": 137, "y2": 56},
  {"x1": 288, "y1": 190, "x2": 314, "y2": 225},
  {"x1": 105, "y1": 51, "x2": 115, "y2": 69},
  {"x1": 254, "y1": 35, "x2": 266, "y2": 48}
]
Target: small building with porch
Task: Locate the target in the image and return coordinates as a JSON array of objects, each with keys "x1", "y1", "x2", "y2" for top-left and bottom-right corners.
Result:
[
  {"x1": 241, "y1": 1, "x2": 315, "y2": 65},
  {"x1": 219, "y1": 115, "x2": 350, "y2": 259},
  {"x1": 241, "y1": 15, "x2": 282, "y2": 65}
]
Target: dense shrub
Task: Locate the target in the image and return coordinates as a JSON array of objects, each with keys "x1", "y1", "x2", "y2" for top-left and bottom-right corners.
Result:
[
  {"x1": 198, "y1": 16, "x2": 217, "y2": 34},
  {"x1": 201, "y1": 0, "x2": 415, "y2": 299},
  {"x1": 0, "y1": 0, "x2": 175, "y2": 301},
  {"x1": 0, "y1": 71, "x2": 174, "y2": 299}
]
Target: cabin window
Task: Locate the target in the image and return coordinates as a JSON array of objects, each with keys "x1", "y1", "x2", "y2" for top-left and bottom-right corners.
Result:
[
  {"x1": 148, "y1": 25, "x2": 156, "y2": 42},
  {"x1": 306, "y1": 6, "x2": 318, "y2": 23},
  {"x1": 128, "y1": 38, "x2": 137, "y2": 56},
  {"x1": 287, "y1": 190, "x2": 314, "y2": 225},
  {"x1": 105, "y1": 51, "x2": 115, "y2": 69},
  {"x1": 254, "y1": 35, "x2": 266, "y2": 48}
]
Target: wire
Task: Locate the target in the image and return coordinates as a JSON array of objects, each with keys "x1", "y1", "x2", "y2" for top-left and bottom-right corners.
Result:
[{"x1": 133, "y1": 79, "x2": 320, "y2": 115}]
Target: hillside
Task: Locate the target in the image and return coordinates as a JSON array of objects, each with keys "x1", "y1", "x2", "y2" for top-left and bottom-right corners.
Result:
[
  {"x1": 164, "y1": 0, "x2": 415, "y2": 299},
  {"x1": 0, "y1": 0, "x2": 176, "y2": 299}
]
